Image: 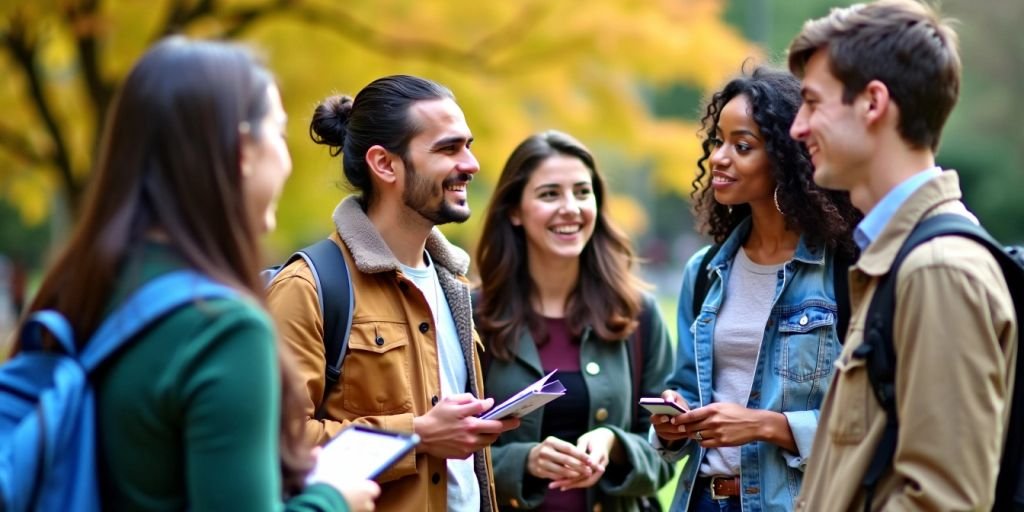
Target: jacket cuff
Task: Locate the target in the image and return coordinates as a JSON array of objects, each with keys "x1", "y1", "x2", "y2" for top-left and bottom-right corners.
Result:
[
  {"x1": 648, "y1": 425, "x2": 689, "y2": 463},
  {"x1": 373, "y1": 413, "x2": 417, "y2": 482},
  {"x1": 781, "y1": 410, "x2": 818, "y2": 470}
]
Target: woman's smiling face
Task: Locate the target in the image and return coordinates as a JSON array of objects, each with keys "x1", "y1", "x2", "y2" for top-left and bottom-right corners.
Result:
[{"x1": 510, "y1": 154, "x2": 598, "y2": 263}]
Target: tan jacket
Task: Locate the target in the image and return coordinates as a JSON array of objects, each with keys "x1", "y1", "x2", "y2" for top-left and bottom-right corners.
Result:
[
  {"x1": 796, "y1": 171, "x2": 1017, "y2": 511},
  {"x1": 266, "y1": 196, "x2": 497, "y2": 512}
]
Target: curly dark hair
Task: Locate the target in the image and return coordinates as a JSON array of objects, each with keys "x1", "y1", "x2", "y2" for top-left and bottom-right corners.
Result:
[{"x1": 692, "y1": 66, "x2": 861, "y2": 259}]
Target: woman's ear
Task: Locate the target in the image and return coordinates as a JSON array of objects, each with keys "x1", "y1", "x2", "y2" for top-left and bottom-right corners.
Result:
[
  {"x1": 366, "y1": 145, "x2": 399, "y2": 185},
  {"x1": 238, "y1": 123, "x2": 255, "y2": 178},
  {"x1": 509, "y1": 208, "x2": 522, "y2": 226}
]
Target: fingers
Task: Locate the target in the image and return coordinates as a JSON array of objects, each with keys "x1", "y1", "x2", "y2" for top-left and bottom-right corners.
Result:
[
  {"x1": 550, "y1": 464, "x2": 605, "y2": 490},
  {"x1": 528, "y1": 437, "x2": 593, "y2": 480},
  {"x1": 342, "y1": 480, "x2": 380, "y2": 512},
  {"x1": 440, "y1": 396, "x2": 492, "y2": 417},
  {"x1": 660, "y1": 389, "x2": 690, "y2": 410}
]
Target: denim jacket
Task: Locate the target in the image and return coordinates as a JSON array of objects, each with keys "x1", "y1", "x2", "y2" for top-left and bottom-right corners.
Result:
[{"x1": 658, "y1": 219, "x2": 843, "y2": 512}]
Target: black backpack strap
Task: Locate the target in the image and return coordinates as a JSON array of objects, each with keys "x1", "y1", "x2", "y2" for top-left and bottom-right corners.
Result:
[
  {"x1": 691, "y1": 244, "x2": 722, "y2": 319},
  {"x1": 287, "y1": 238, "x2": 354, "y2": 420},
  {"x1": 833, "y1": 250, "x2": 852, "y2": 345},
  {"x1": 856, "y1": 214, "x2": 1024, "y2": 511}
]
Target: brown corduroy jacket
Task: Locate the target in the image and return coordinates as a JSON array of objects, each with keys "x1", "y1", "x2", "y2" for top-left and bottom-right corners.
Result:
[{"x1": 266, "y1": 196, "x2": 497, "y2": 512}]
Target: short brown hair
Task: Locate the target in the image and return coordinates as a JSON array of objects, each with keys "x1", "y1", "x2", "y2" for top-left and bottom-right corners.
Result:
[{"x1": 787, "y1": 0, "x2": 961, "y2": 151}]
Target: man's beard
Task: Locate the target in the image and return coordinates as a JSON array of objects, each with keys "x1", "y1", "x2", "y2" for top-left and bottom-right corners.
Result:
[{"x1": 402, "y1": 159, "x2": 471, "y2": 225}]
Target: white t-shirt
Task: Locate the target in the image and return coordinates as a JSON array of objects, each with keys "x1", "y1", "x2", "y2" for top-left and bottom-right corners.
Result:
[{"x1": 400, "y1": 254, "x2": 478, "y2": 511}]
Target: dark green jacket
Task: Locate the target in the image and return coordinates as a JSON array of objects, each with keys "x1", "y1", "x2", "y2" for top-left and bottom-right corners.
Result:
[
  {"x1": 95, "y1": 244, "x2": 347, "y2": 511},
  {"x1": 483, "y1": 294, "x2": 676, "y2": 511}
]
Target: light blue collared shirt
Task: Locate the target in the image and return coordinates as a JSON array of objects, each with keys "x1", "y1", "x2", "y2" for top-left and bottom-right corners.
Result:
[{"x1": 854, "y1": 167, "x2": 943, "y2": 250}]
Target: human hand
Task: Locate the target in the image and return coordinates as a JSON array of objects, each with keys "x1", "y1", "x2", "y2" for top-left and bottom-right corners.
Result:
[
  {"x1": 549, "y1": 428, "x2": 616, "y2": 490},
  {"x1": 339, "y1": 480, "x2": 380, "y2": 512},
  {"x1": 650, "y1": 389, "x2": 693, "y2": 442},
  {"x1": 678, "y1": 402, "x2": 767, "y2": 448},
  {"x1": 413, "y1": 393, "x2": 520, "y2": 459},
  {"x1": 526, "y1": 436, "x2": 596, "y2": 483}
]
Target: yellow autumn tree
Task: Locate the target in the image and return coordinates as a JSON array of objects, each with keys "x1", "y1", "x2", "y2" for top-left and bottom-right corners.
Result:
[{"x1": 0, "y1": 0, "x2": 758, "y2": 260}]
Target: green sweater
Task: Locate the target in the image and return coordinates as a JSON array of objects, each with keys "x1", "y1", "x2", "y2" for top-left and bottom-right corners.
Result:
[{"x1": 95, "y1": 245, "x2": 348, "y2": 511}]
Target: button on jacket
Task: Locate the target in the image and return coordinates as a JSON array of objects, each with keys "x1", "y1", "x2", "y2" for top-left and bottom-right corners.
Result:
[
  {"x1": 660, "y1": 217, "x2": 844, "y2": 512},
  {"x1": 266, "y1": 196, "x2": 497, "y2": 512},
  {"x1": 796, "y1": 171, "x2": 1017, "y2": 511},
  {"x1": 482, "y1": 293, "x2": 676, "y2": 511}
]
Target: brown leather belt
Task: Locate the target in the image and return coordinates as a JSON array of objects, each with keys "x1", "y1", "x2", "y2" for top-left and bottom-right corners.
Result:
[{"x1": 696, "y1": 475, "x2": 741, "y2": 500}]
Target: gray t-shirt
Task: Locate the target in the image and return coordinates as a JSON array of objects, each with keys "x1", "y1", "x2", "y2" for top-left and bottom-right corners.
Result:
[
  {"x1": 700, "y1": 247, "x2": 782, "y2": 477},
  {"x1": 401, "y1": 254, "x2": 478, "y2": 512}
]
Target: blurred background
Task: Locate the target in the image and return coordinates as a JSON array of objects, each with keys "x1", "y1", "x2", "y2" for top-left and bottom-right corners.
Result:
[{"x1": 1, "y1": 0, "x2": 1021, "y2": 353}]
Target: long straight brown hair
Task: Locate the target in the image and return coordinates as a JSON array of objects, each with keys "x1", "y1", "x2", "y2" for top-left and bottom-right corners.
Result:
[
  {"x1": 475, "y1": 130, "x2": 645, "y2": 361},
  {"x1": 13, "y1": 37, "x2": 312, "y2": 494}
]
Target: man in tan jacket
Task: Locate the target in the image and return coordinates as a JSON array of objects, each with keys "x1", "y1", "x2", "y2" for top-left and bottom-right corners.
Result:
[
  {"x1": 788, "y1": 1, "x2": 1017, "y2": 510},
  {"x1": 266, "y1": 75, "x2": 518, "y2": 512}
]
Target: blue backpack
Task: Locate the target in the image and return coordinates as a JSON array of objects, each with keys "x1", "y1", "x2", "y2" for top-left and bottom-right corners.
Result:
[{"x1": 0, "y1": 270, "x2": 236, "y2": 511}]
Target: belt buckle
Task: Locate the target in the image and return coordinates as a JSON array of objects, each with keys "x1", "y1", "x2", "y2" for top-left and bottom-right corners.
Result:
[{"x1": 709, "y1": 476, "x2": 731, "y2": 500}]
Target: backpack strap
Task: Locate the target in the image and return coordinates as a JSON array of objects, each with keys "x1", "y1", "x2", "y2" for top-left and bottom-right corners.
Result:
[
  {"x1": 20, "y1": 270, "x2": 236, "y2": 371},
  {"x1": 833, "y1": 250, "x2": 852, "y2": 345},
  {"x1": 284, "y1": 238, "x2": 354, "y2": 420},
  {"x1": 857, "y1": 213, "x2": 1024, "y2": 511},
  {"x1": 691, "y1": 244, "x2": 722, "y2": 319}
]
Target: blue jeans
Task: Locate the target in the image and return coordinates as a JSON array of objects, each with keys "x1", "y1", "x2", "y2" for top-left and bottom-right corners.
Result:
[{"x1": 689, "y1": 486, "x2": 742, "y2": 512}]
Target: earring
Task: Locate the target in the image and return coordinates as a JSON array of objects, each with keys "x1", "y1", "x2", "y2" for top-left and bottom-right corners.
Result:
[{"x1": 773, "y1": 186, "x2": 783, "y2": 215}]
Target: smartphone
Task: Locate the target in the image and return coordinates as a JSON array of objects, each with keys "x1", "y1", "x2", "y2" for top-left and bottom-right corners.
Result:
[
  {"x1": 307, "y1": 425, "x2": 420, "y2": 484},
  {"x1": 638, "y1": 397, "x2": 688, "y2": 416}
]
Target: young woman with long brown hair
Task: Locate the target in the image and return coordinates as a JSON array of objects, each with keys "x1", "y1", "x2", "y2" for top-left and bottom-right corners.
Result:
[
  {"x1": 475, "y1": 130, "x2": 675, "y2": 511},
  {"x1": 11, "y1": 37, "x2": 377, "y2": 511}
]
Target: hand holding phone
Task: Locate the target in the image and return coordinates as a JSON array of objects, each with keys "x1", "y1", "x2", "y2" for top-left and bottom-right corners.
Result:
[{"x1": 638, "y1": 397, "x2": 688, "y2": 416}]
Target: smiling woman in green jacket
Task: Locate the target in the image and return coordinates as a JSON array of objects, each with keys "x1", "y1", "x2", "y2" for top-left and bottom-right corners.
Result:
[{"x1": 474, "y1": 130, "x2": 676, "y2": 511}]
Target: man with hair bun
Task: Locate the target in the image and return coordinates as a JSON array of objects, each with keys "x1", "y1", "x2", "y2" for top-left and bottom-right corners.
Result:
[{"x1": 266, "y1": 75, "x2": 517, "y2": 511}]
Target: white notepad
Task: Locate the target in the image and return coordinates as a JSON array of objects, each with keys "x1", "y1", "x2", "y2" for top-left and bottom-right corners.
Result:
[{"x1": 306, "y1": 425, "x2": 420, "y2": 484}]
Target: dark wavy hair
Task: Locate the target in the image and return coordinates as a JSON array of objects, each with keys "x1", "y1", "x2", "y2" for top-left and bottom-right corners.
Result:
[
  {"x1": 475, "y1": 130, "x2": 646, "y2": 361},
  {"x1": 14, "y1": 37, "x2": 312, "y2": 494},
  {"x1": 309, "y1": 75, "x2": 453, "y2": 207},
  {"x1": 692, "y1": 66, "x2": 860, "y2": 258}
]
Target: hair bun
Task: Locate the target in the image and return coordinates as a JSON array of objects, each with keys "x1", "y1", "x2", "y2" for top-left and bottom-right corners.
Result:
[{"x1": 309, "y1": 94, "x2": 353, "y2": 153}]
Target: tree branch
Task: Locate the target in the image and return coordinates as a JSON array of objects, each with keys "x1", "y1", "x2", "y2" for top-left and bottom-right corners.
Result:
[
  {"x1": 63, "y1": 0, "x2": 114, "y2": 152},
  {"x1": 276, "y1": 3, "x2": 491, "y2": 72},
  {"x1": 1, "y1": 10, "x2": 81, "y2": 208},
  {"x1": 155, "y1": 0, "x2": 216, "y2": 39},
  {"x1": 0, "y1": 123, "x2": 46, "y2": 166}
]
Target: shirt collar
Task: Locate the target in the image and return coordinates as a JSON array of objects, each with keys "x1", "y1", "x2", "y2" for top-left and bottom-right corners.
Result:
[{"x1": 854, "y1": 167, "x2": 942, "y2": 251}]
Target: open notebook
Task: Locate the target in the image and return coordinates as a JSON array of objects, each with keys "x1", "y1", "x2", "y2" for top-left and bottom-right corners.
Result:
[{"x1": 481, "y1": 369, "x2": 566, "y2": 420}]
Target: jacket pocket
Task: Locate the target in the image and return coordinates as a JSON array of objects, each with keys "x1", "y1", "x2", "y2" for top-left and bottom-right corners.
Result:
[
  {"x1": 774, "y1": 305, "x2": 838, "y2": 383},
  {"x1": 828, "y1": 353, "x2": 871, "y2": 444},
  {"x1": 342, "y1": 321, "x2": 413, "y2": 415}
]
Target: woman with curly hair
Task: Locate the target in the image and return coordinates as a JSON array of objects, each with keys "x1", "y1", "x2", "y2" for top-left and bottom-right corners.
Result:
[
  {"x1": 475, "y1": 130, "x2": 676, "y2": 511},
  {"x1": 651, "y1": 66, "x2": 860, "y2": 512}
]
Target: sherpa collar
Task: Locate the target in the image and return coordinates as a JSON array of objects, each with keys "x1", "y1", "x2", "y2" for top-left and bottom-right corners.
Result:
[{"x1": 331, "y1": 195, "x2": 471, "y2": 276}]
